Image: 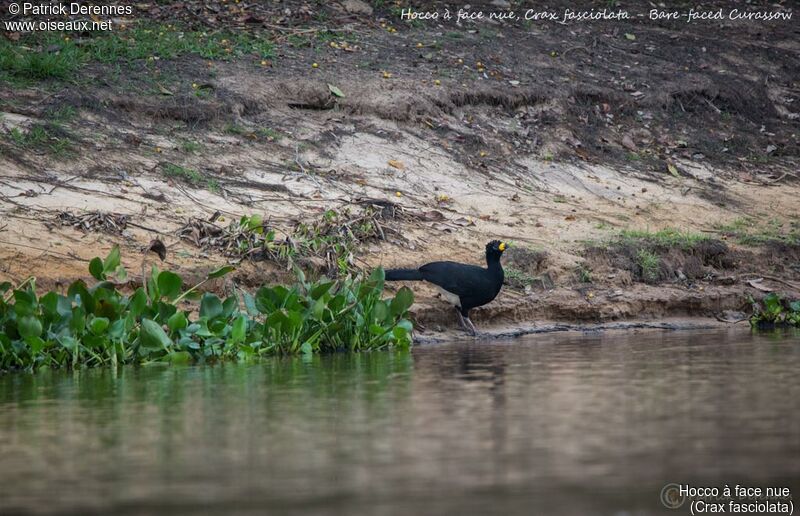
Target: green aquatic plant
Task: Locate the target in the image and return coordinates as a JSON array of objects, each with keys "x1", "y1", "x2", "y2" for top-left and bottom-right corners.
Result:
[
  {"x1": 749, "y1": 293, "x2": 800, "y2": 328},
  {"x1": 0, "y1": 248, "x2": 414, "y2": 372}
]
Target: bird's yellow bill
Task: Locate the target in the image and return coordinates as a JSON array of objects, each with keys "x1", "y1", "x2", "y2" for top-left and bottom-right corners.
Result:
[{"x1": 499, "y1": 242, "x2": 507, "y2": 251}]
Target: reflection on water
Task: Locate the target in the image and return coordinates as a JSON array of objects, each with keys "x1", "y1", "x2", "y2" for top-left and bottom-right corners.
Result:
[{"x1": 1, "y1": 328, "x2": 798, "y2": 515}]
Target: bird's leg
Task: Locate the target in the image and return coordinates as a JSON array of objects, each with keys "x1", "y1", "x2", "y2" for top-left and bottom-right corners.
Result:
[
  {"x1": 454, "y1": 308, "x2": 477, "y2": 336},
  {"x1": 455, "y1": 307, "x2": 472, "y2": 334},
  {"x1": 464, "y1": 317, "x2": 478, "y2": 336}
]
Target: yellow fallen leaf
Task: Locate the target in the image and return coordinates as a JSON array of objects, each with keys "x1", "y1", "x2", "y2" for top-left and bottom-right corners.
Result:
[
  {"x1": 395, "y1": 191, "x2": 403, "y2": 197},
  {"x1": 388, "y1": 159, "x2": 405, "y2": 170},
  {"x1": 667, "y1": 162, "x2": 679, "y2": 177}
]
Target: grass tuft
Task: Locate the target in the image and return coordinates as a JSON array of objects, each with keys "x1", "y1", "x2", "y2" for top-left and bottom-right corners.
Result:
[{"x1": 162, "y1": 163, "x2": 219, "y2": 192}]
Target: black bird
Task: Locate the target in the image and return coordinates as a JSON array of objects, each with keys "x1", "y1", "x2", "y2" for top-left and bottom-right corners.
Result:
[{"x1": 385, "y1": 240, "x2": 507, "y2": 335}]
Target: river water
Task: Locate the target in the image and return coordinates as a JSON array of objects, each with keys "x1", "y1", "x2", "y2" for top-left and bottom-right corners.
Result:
[{"x1": 1, "y1": 328, "x2": 798, "y2": 515}]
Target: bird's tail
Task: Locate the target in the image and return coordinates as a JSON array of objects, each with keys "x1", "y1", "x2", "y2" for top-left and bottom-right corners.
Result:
[{"x1": 385, "y1": 268, "x2": 423, "y2": 281}]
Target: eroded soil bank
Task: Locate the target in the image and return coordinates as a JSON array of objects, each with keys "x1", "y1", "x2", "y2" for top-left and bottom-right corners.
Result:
[{"x1": 1, "y1": 0, "x2": 798, "y2": 334}]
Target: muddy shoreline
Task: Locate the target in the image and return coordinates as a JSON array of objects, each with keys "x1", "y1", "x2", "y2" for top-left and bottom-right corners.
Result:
[{"x1": 1, "y1": 0, "x2": 798, "y2": 332}]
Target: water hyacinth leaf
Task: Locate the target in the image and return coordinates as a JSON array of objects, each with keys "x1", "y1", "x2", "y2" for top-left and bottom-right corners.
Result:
[
  {"x1": 267, "y1": 310, "x2": 289, "y2": 331},
  {"x1": 0, "y1": 281, "x2": 12, "y2": 293},
  {"x1": 372, "y1": 300, "x2": 388, "y2": 322},
  {"x1": 89, "y1": 257, "x2": 105, "y2": 280},
  {"x1": 287, "y1": 310, "x2": 303, "y2": 331},
  {"x1": 207, "y1": 265, "x2": 235, "y2": 279},
  {"x1": 764, "y1": 293, "x2": 782, "y2": 314},
  {"x1": 167, "y1": 311, "x2": 188, "y2": 332},
  {"x1": 25, "y1": 336, "x2": 45, "y2": 355},
  {"x1": 242, "y1": 290, "x2": 259, "y2": 316},
  {"x1": 182, "y1": 290, "x2": 202, "y2": 301},
  {"x1": 70, "y1": 306, "x2": 86, "y2": 334},
  {"x1": 312, "y1": 297, "x2": 325, "y2": 319},
  {"x1": 156, "y1": 301, "x2": 177, "y2": 323},
  {"x1": 148, "y1": 265, "x2": 162, "y2": 296},
  {"x1": 67, "y1": 281, "x2": 95, "y2": 314},
  {"x1": 396, "y1": 319, "x2": 413, "y2": 333},
  {"x1": 157, "y1": 271, "x2": 183, "y2": 301},
  {"x1": 109, "y1": 319, "x2": 126, "y2": 339},
  {"x1": 39, "y1": 291, "x2": 59, "y2": 318},
  {"x1": 390, "y1": 287, "x2": 414, "y2": 316},
  {"x1": 103, "y1": 246, "x2": 121, "y2": 274},
  {"x1": 200, "y1": 294, "x2": 223, "y2": 320},
  {"x1": 13, "y1": 289, "x2": 37, "y2": 317},
  {"x1": 222, "y1": 297, "x2": 237, "y2": 318},
  {"x1": 310, "y1": 281, "x2": 334, "y2": 300},
  {"x1": 113, "y1": 265, "x2": 128, "y2": 283},
  {"x1": 89, "y1": 317, "x2": 110, "y2": 335},
  {"x1": 167, "y1": 351, "x2": 192, "y2": 364},
  {"x1": 393, "y1": 326, "x2": 408, "y2": 340},
  {"x1": 59, "y1": 335, "x2": 78, "y2": 351},
  {"x1": 140, "y1": 319, "x2": 172, "y2": 350},
  {"x1": 369, "y1": 267, "x2": 385, "y2": 285},
  {"x1": 300, "y1": 341, "x2": 313, "y2": 355},
  {"x1": 129, "y1": 288, "x2": 147, "y2": 317},
  {"x1": 790, "y1": 301, "x2": 800, "y2": 312},
  {"x1": 231, "y1": 315, "x2": 247, "y2": 344},
  {"x1": 18, "y1": 315, "x2": 43, "y2": 339}
]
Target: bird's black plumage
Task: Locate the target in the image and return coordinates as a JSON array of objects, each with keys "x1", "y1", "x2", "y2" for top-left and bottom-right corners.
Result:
[{"x1": 385, "y1": 240, "x2": 507, "y2": 334}]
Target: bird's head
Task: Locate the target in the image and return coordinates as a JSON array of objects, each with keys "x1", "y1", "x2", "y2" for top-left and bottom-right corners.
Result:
[{"x1": 485, "y1": 240, "x2": 508, "y2": 260}]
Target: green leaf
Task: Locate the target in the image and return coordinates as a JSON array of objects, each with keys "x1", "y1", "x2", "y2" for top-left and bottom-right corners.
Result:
[
  {"x1": 327, "y1": 83, "x2": 345, "y2": 98},
  {"x1": 200, "y1": 294, "x2": 223, "y2": 319},
  {"x1": 113, "y1": 265, "x2": 128, "y2": 283},
  {"x1": 67, "y1": 280, "x2": 95, "y2": 314},
  {"x1": 40, "y1": 291, "x2": 59, "y2": 318},
  {"x1": 89, "y1": 257, "x2": 105, "y2": 280},
  {"x1": 230, "y1": 315, "x2": 247, "y2": 344},
  {"x1": 372, "y1": 300, "x2": 388, "y2": 322},
  {"x1": 246, "y1": 213, "x2": 263, "y2": 231},
  {"x1": 393, "y1": 325, "x2": 408, "y2": 340},
  {"x1": 89, "y1": 317, "x2": 110, "y2": 335},
  {"x1": 222, "y1": 296, "x2": 237, "y2": 318},
  {"x1": 157, "y1": 271, "x2": 183, "y2": 301},
  {"x1": 59, "y1": 335, "x2": 78, "y2": 351},
  {"x1": 242, "y1": 290, "x2": 259, "y2": 316},
  {"x1": 312, "y1": 297, "x2": 325, "y2": 320},
  {"x1": 129, "y1": 288, "x2": 147, "y2": 318},
  {"x1": 0, "y1": 281, "x2": 12, "y2": 293},
  {"x1": 167, "y1": 311, "x2": 188, "y2": 332},
  {"x1": 310, "y1": 281, "x2": 334, "y2": 300},
  {"x1": 207, "y1": 265, "x2": 235, "y2": 279},
  {"x1": 788, "y1": 300, "x2": 800, "y2": 313},
  {"x1": 25, "y1": 336, "x2": 46, "y2": 355},
  {"x1": 109, "y1": 319, "x2": 126, "y2": 339},
  {"x1": 140, "y1": 319, "x2": 172, "y2": 350},
  {"x1": 103, "y1": 246, "x2": 121, "y2": 274},
  {"x1": 70, "y1": 306, "x2": 86, "y2": 334},
  {"x1": 390, "y1": 287, "x2": 414, "y2": 316},
  {"x1": 18, "y1": 315, "x2": 43, "y2": 339},
  {"x1": 764, "y1": 293, "x2": 782, "y2": 314},
  {"x1": 167, "y1": 351, "x2": 192, "y2": 364},
  {"x1": 300, "y1": 341, "x2": 313, "y2": 355}
]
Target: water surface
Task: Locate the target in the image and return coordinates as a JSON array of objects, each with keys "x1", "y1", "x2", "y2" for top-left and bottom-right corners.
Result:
[{"x1": 1, "y1": 328, "x2": 798, "y2": 515}]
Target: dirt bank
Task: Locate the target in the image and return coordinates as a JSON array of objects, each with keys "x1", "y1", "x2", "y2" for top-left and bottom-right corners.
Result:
[{"x1": 1, "y1": 0, "x2": 798, "y2": 333}]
